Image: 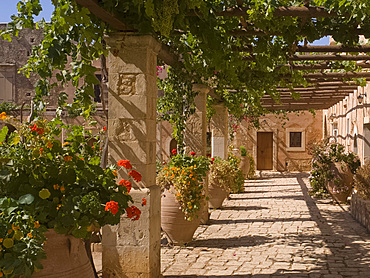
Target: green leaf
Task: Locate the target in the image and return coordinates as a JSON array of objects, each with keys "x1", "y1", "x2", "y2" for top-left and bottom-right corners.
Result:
[
  {"x1": 18, "y1": 194, "x2": 34, "y2": 205},
  {"x1": 0, "y1": 126, "x2": 8, "y2": 142}
]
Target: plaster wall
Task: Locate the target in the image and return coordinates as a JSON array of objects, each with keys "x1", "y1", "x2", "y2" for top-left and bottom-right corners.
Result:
[{"x1": 238, "y1": 111, "x2": 323, "y2": 172}]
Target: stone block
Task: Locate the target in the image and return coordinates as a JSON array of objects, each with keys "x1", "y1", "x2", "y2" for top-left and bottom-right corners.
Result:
[
  {"x1": 102, "y1": 186, "x2": 161, "y2": 278},
  {"x1": 351, "y1": 193, "x2": 370, "y2": 232}
]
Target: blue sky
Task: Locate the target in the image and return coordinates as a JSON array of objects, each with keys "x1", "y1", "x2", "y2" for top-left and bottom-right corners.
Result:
[
  {"x1": 0, "y1": 0, "x2": 53, "y2": 23},
  {"x1": 0, "y1": 1, "x2": 330, "y2": 45}
]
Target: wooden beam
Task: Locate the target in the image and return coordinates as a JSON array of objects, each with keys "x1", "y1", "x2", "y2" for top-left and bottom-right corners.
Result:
[
  {"x1": 263, "y1": 103, "x2": 339, "y2": 110},
  {"x1": 75, "y1": 0, "x2": 132, "y2": 31},
  {"x1": 303, "y1": 72, "x2": 370, "y2": 79},
  {"x1": 243, "y1": 54, "x2": 370, "y2": 61},
  {"x1": 276, "y1": 86, "x2": 358, "y2": 91},
  {"x1": 230, "y1": 28, "x2": 364, "y2": 37},
  {"x1": 206, "y1": 6, "x2": 337, "y2": 18},
  {"x1": 283, "y1": 63, "x2": 370, "y2": 70},
  {"x1": 296, "y1": 45, "x2": 370, "y2": 53}
]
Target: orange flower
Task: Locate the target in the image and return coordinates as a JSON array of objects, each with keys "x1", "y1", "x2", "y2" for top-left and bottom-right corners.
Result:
[
  {"x1": 119, "y1": 179, "x2": 132, "y2": 193},
  {"x1": 117, "y1": 159, "x2": 132, "y2": 169},
  {"x1": 27, "y1": 232, "x2": 33, "y2": 238},
  {"x1": 126, "y1": 206, "x2": 141, "y2": 221},
  {"x1": 128, "y1": 170, "x2": 142, "y2": 182},
  {"x1": 60, "y1": 185, "x2": 65, "y2": 192},
  {"x1": 0, "y1": 112, "x2": 7, "y2": 120},
  {"x1": 7, "y1": 229, "x2": 13, "y2": 234},
  {"x1": 34, "y1": 221, "x2": 40, "y2": 228},
  {"x1": 64, "y1": 156, "x2": 72, "y2": 162},
  {"x1": 112, "y1": 170, "x2": 117, "y2": 176},
  {"x1": 105, "y1": 201, "x2": 119, "y2": 215},
  {"x1": 12, "y1": 224, "x2": 20, "y2": 230},
  {"x1": 53, "y1": 184, "x2": 60, "y2": 190},
  {"x1": 62, "y1": 142, "x2": 69, "y2": 146},
  {"x1": 46, "y1": 141, "x2": 53, "y2": 149},
  {"x1": 0, "y1": 238, "x2": 3, "y2": 243},
  {"x1": 39, "y1": 148, "x2": 43, "y2": 155}
]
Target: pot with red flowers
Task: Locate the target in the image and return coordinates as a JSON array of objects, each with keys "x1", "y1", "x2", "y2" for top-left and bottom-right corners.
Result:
[
  {"x1": 156, "y1": 149, "x2": 210, "y2": 245},
  {"x1": 0, "y1": 114, "x2": 142, "y2": 278}
]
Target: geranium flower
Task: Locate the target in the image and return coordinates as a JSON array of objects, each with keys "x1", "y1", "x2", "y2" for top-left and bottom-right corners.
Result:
[
  {"x1": 103, "y1": 126, "x2": 107, "y2": 131},
  {"x1": 142, "y1": 198, "x2": 147, "y2": 206},
  {"x1": 191, "y1": 151, "x2": 196, "y2": 156},
  {"x1": 105, "y1": 201, "x2": 119, "y2": 215},
  {"x1": 126, "y1": 206, "x2": 141, "y2": 221},
  {"x1": 172, "y1": 149, "x2": 177, "y2": 155},
  {"x1": 117, "y1": 159, "x2": 132, "y2": 169},
  {"x1": 119, "y1": 179, "x2": 132, "y2": 193},
  {"x1": 0, "y1": 112, "x2": 7, "y2": 120},
  {"x1": 128, "y1": 170, "x2": 142, "y2": 182}
]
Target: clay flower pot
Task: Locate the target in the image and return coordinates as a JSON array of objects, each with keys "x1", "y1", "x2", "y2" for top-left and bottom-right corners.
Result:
[
  {"x1": 208, "y1": 182, "x2": 228, "y2": 209},
  {"x1": 33, "y1": 230, "x2": 94, "y2": 278},
  {"x1": 326, "y1": 162, "x2": 353, "y2": 203},
  {"x1": 161, "y1": 188, "x2": 200, "y2": 245},
  {"x1": 240, "y1": 156, "x2": 250, "y2": 179}
]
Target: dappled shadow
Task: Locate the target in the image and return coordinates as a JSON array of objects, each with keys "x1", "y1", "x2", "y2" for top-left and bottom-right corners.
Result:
[
  {"x1": 209, "y1": 217, "x2": 312, "y2": 225},
  {"x1": 230, "y1": 195, "x2": 305, "y2": 200},
  {"x1": 218, "y1": 205, "x2": 269, "y2": 211},
  {"x1": 186, "y1": 235, "x2": 272, "y2": 249}
]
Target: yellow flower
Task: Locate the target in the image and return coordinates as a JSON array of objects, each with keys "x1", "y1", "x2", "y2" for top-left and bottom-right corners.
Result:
[
  {"x1": 34, "y1": 221, "x2": 40, "y2": 228},
  {"x1": 27, "y1": 233, "x2": 33, "y2": 238},
  {"x1": 0, "y1": 112, "x2": 7, "y2": 120}
]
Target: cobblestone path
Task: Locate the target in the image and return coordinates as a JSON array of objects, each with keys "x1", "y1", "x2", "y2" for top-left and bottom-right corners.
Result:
[{"x1": 161, "y1": 172, "x2": 370, "y2": 278}]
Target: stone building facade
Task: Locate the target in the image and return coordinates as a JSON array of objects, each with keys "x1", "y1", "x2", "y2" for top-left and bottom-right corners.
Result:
[
  {"x1": 237, "y1": 111, "x2": 324, "y2": 172},
  {"x1": 324, "y1": 84, "x2": 370, "y2": 164}
]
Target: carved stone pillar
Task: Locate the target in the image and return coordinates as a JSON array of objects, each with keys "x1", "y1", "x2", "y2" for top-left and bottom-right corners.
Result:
[
  {"x1": 102, "y1": 34, "x2": 161, "y2": 278},
  {"x1": 211, "y1": 104, "x2": 228, "y2": 159}
]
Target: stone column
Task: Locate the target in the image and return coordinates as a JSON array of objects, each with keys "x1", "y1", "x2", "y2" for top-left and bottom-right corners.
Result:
[
  {"x1": 211, "y1": 104, "x2": 228, "y2": 159},
  {"x1": 102, "y1": 34, "x2": 161, "y2": 278},
  {"x1": 184, "y1": 85, "x2": 210, "y2": 223}
]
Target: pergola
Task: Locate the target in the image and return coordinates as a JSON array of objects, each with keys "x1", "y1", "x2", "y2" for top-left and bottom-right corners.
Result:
[
  {"x1": 71, "y1": 1, "x2": 369, "y2": 277},
  {"x1": 76, "y1": 0, "x2": 369, "y2": 112}
]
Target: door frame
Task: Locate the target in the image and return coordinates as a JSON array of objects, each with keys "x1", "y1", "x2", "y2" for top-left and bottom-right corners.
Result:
[{"x1": 253, "y1": 128, "x2": 278, "y2": 171}]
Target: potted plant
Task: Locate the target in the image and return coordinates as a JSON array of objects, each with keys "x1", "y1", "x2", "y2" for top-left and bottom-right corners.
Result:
[
  {"x1": 309, "y1": 141, "x2": 360, "y2": 202},
  {"x1": 156, "y1": 150, "x2": 210, "y2": 245},
  {"x1": 239, "y1": 146, "x2": 250, "y2": 179},
  {"x1": 0, "y1": 113, "x2": 142, "y2": 277},
  {"x1": 227, "y1": 152, "x2": 245, "y2": 193},
  {"x1": 208, "y1": 157, "x2": 243, "y2": 208}
]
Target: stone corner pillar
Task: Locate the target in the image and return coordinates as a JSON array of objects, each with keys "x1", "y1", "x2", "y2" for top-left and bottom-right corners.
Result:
[
  {"x1": 102, "y1": 33, "x2": 161, "y2": 278},
  {"x1": 211, "y1": 104, "x2": 228, "y2": 159}
]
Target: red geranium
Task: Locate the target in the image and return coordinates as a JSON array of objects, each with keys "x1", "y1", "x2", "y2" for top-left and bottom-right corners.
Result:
[
  {"x1": 30, "y1": 124, "x2": 44, "y2": 135},
  {"x1": 191, "y1": 151, "x2": 196, "y2": 156},
  {"x1": 103, "y1": 126, "x2": 107, "y2": 131},
  {"x1": 119, "y1": 179, "x2": 132, "y2": 193},
  {"x1": 117, "y1": 159, "x2": 132, "y2": 169},
  {"x1": 128, "y1": 170, "x2": 142, "y2": 182},
  {"x1": 142, "y1": 198, "x2": 147, "y2": 206},
  {"x1": 171, "y1": 149, "x2": 177, "y2": 155},
  {"x1": 126, "y1": 206, "x2": 141, "y2": 221},
  {"x1": 105, "y1": 201, "x2": 119, "y2": 215}
]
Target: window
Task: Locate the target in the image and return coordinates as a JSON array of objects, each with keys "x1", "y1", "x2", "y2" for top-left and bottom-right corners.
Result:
[
  {"x1": 286, "y1": 128, "x2": 305, "y2": 152},
  {"x1": 0, "y1": 65, "x2": 15, "y2": 102},
  {"x1": 332, "y1": 123, "x2": 338, "y2": 142},
  {"x1": 289, "y1": 132, "x2": 302, "y2": 147}
]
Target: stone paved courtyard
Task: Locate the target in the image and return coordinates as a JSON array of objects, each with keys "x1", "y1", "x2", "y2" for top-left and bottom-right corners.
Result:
[{"x1": 161, "y1": 172, "x2": 370, "y2": 277}]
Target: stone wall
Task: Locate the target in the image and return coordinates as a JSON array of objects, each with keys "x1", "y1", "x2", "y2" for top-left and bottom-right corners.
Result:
[
  {"x1": 351, "y1": 193, "x2": 370, "y2": 233},
  {"x1": 238, "y1": 110, "x2": 323, "y2": 172}
]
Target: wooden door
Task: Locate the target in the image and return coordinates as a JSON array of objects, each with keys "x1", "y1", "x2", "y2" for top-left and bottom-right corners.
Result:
[{"x1": 257, "y1": 132, "x2": 273, "y2": 170}]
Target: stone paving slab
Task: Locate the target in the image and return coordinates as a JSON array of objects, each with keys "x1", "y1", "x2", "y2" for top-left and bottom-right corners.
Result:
[{"x1": 161, "y1": 172, "x2": 370, "y2": 278}]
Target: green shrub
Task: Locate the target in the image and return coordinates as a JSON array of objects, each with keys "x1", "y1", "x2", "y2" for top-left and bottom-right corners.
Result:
[{"x1": 240, "y1": 146, "x2": 247, "y2": 156}]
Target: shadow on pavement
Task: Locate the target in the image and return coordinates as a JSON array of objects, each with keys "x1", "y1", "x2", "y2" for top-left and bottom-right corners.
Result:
[{"x1": 186, "y1": 235, "x2": 272, "y2": 249}]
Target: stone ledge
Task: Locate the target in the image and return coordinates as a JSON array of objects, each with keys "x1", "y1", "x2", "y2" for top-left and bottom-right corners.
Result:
[
  {"x1": 92, "y1": 243, "x2": 102, "y2": 253},
  {"x1": 351, "y1": 193, "x2": 370, "y2": 232}
]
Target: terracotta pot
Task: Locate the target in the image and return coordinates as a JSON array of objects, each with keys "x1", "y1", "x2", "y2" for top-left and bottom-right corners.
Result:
[
  {"x1": 326, "y1": 162, "x2": 353, "y2": 203},
  {"x1": 161, "y1": 188, "x2": 200, "y2": 245},
  {"x1": 240, "y1": 156, "x2": 250, "y2": 178},
  {"x1": 208, "y1": 182, "x2": 228, "y2": 209},
  {"x1": 33, "y1": 230, "x2": 94, "y2": 278}
]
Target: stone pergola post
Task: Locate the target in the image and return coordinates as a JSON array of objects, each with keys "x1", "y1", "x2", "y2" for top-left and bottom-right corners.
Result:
[
  {"x1": 102, "y1": 34, "x2": 161, "y2": 278},
  {"x1": 211, "y1": 104, "x2": 228, "y2": 159},
  {"x1": 184, "y1": 84, "x2": 210, "y2": 223}
]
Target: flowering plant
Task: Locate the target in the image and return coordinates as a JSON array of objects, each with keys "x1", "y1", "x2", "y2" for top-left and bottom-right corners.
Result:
[
  {"x1": 209, "y1": 157, "x2": 243, "y2": 193},
  {"x1": 309, "y1": 141, "x2": 360, "y2": 196},
  {"x1": 0, "y1": 114, "x2": 142, "y2": 277},
  {"x1": 156, "y1": 150, "x2": 210, "y2": 220}
]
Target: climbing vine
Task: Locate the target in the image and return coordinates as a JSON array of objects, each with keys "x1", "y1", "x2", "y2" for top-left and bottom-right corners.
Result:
[{"x1": 2, "y1": 0, "x2": 370, "y2": 144}]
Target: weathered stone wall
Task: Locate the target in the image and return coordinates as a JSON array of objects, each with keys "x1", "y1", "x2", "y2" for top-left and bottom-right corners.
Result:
[
  {"x1": 239, "y1": 110, "x2": 323, "y2": 172},
  {"x1": 351, "y1": 193, "x2": 370, "y2": 233}
]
